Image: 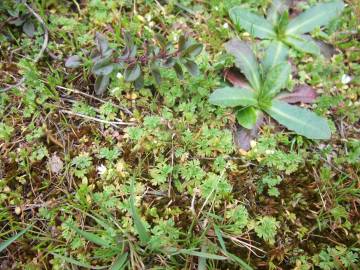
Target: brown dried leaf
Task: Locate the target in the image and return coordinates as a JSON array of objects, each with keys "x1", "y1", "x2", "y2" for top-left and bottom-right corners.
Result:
[{"x1": 48, "y1": 153, "x2": 63, "y2": 174}]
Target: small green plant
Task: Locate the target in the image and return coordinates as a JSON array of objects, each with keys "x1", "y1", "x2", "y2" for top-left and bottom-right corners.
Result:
[
  {"x1": 229, "y1": 0, "x2": 344, "y2": 55},
  {"x1": 209, "y1": 39, "x2": 331, "y2": 140},
  {"x1": 66, "y1": 32, "x2": 203, "y2": 95}
]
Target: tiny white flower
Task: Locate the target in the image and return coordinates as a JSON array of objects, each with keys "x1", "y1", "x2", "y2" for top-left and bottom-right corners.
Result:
[
  {"x1": 265, "y1": 149, "x2": 275, "y2": 155},
  {"x1": 250, "y1": 140, "x2": 257, "y2": 148},
  {"x1": 341, "y1": 74, "x2": 351, "y2": 84},
  {"x1": 223, "y1": 23, "x2": 229, "y2": 29},
  {"x1": 116, "y1": 72, "x2": 123, "y2": 79},
  {"x1": 97, "y1": 164, "x2": 107, "y2": 175}
]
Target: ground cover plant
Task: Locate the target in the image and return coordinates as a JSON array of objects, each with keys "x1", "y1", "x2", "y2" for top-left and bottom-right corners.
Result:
[{"x1": 0, "y1": 0, "x2": 359, "y2": 269}]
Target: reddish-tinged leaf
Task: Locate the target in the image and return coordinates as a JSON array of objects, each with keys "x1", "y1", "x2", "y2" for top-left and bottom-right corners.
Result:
[
  {"x1": 223, "y1": 68, "x2": 250, "y2": 89},
  {"x1": 234, "y1": 114, "x2": 264, "y2": 151},
  {"x1": 276, "y1": 84, "x2": 317, "y2": 104}
]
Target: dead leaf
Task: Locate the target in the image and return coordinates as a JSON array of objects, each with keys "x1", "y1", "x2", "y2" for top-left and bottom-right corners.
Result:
[
  {"x1": 48, "y1": 153, "x2": 63, "y2": 174},
  {"x1": 224, "y1": 68, "x2": 250, "y2": 89},
  {"x1": 276, "y1": 84, "x2": 317, "y2": 104},
  {"x1": 234, "y1": 114, "x2": 264, "y2": 151}
]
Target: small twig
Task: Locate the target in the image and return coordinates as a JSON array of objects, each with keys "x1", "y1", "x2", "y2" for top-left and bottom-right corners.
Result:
[
  {"x1": 56, "y1": 85, "x2": 133, "y2": 116},
  {"x1": 0, "y1": 1, "x2": 49, "y2": 93},
  {"x1": 60, "y1": 109, "x2": 136, "y2": 127}
]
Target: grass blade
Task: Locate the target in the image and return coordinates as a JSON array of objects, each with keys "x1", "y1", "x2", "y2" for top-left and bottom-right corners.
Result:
[
  {"x1": 0, "y1": 224, "x2": 32, "y2": 253},
  {"x1": 110, "y1": 253, "x2": 128, "y2": 270},
  {"x1": 67, "y1": 223, "x2": 110, "y2": 248},
  {"x1": 50, "y1": 252, "x2": 109, "y2": 269},
  {"x1": 129, "y1": 178, "x2": 150, "y2": 244}
]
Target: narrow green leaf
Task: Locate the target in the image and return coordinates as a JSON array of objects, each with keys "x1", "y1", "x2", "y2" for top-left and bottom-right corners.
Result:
[
  {"x1": 110, "y1": 253, "x2": 128, "y2": 270},
  {"x1": 181, "y1": 43, "x2": 203, "y2": 58},
  {"x1": 267, "y1": 0, "x2": 289, "y2": 25},
  {"x1": 0, "y1": 225, "x2": 32, "y2": 253},
  {"x1": 225, "y1": 39, "x2": 261, "y2": 91},
  {"x1": 213, "y1": 225, "x2": 253, "y2": 270},
  {"x1": 286, "y1": 1, "x2": 344, "y2": 35},
  {"x1": 50, "y1": 253, "x2": 109, "y2": 269},
  {"x1": 94, "y1": 75, "x2": 110, "y2": 95},
  {"x1": 227, "y1": 253, "x2": 254, "y2": 270},
  {"x1": 184, "y1": 60, "x2": 199, "y2": 76},
  {"x1": 178, "y1": 35, "x2": 186, "y2": 51},
  {"x1": 67, "y1": 224, "x2": 110, "y2": 248},
  {"x1": 177, "y1": 249, "x2": 227, "y2": 260},
  {"x1": 285, "y1": 35, "x2": 320, "y2": 55},
  {"x1": 209, "y1": 87, "x2": 257, "y2": 108},
  {"x1": 236, "y1": 107, "x2": 258, "y2": 129},
  {"x1": 229, "y1": 7, "x2": 276, "y2": 39},
  {"x1": 263, "y1": 62, "x2": 291, "y2": 97},
  {"x1": 124, "y1": 64, "x2": 141, "y2": 82},
  {"x1": 134, "y1": 73, "x2": 144, "y2": 90},
  {"x1": 173, "y1": 62, "x2": 184, "y2": 80},
  {"x1": 129, "y1": 178, "x2": 150, "y2": 245},
  {"x1": 151, "y1": 66, "x2": 162, "y2": 84},
  {"x1": 262, "y1": 41, "x2": 289, "y2": 72},
  {"x1": 213, "y1": 225, "x2": 227, "y2": 253},
  {"x1": 265, "y1": 100, "x2": 331, "y2": 139}
]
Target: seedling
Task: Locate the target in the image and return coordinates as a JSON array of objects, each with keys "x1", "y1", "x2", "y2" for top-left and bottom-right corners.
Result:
[
  {"x1": 66, "y1": 32, "x2": 203, "y2": 95},
  {"x1": 229, "y1": 0, "x2": 344, "y2": 55},
  {"x1": 209, "y1": 39, "x2": 331, "y2": 140}
]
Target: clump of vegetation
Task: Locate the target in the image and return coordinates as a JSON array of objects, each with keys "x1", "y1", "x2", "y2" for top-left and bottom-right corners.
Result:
[
  {"x1": 209, "y1": 39, "x2": 331, "y2": 140},
  {"x1": 0, "y1": 0, "x2": 359, "y2": 269},
  {"x1": 66, "y1": 31, "x2": 203, "y2": 94},
  {"x1": 230, "y1": 0, "x2": 344, "y2": 55}
]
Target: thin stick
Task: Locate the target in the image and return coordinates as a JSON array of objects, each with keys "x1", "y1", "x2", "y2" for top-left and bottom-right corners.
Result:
[
  {"x1": 56, "y1": 85, "x2": 133, "y2": 116},
  {"x1": 0, "y1": 1, "x2": 49, "y2": 93},
  {"x1": 60, "y1": 109, "x2": 136, "y2": 127}
]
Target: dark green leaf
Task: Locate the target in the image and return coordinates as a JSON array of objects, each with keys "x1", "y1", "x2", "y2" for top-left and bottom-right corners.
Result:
[
  {"x1": 181, "y1": 43, "x2": 203, "y2": 58},
  {"x1": 184, "y1": 60, "x2": 199, "y2": 76},
  {"x1": 178, "y1": 35, "x2": 186, "y2": 51},
  {"x1": 22, "y1": 21, "x2": 35, "y2": 37},
  {"x1": 124, "y1": 64, "x2": 141, "y2": 82},
  {"x1": 265, "y1": 100, "x2": 331, "y2": 139},
  {"x1": 225, "y1": 39, "x2": 261, "y2": 91},
  {"x1": 65, "y1": 55, "x2": 82, "y2": 68},
  {"x1": 163, "y1": 57, "x2": 176, "y2": 68},
  {"x1": 229, "y1": 7, "x2": 276, "y2": 39},
  {"x1": 209, "y1": 87, "x2": 257, "y2": 107},
  {"x1": 94, "y1": 75, "x2": 110, "y2": 95},
  {"x1": 92, "y1": 58, "x2": 114, "y2": 76},
  {"x1": 151, "y1": 66, "x2": 162, "y2": 84},
  {"x1": 286, "y1": 0, "x2": 344, "y2": 35},
  {"x1": 173, "y1": 62, "x2": 184, "y2": 80},
  {"x1": 134, "y1": 73, "x2": 144, "y2": 90},
  {"x1": 95, "y1": 32, "x2": 109, "y2": 55}
]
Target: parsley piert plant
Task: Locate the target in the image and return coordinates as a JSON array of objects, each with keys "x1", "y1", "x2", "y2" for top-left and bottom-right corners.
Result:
[
  {"x1": 229, "y1": 0, "x2": 344, "y2": 55},
  {"x1": 209, "y1": 39, "x2": 331, "y2": 140}
]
